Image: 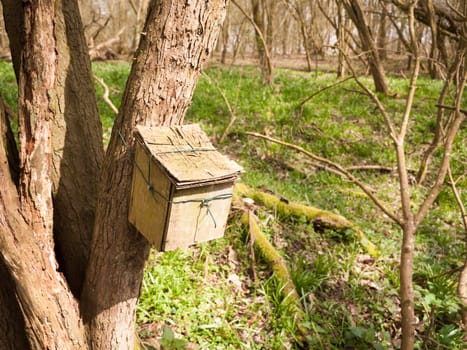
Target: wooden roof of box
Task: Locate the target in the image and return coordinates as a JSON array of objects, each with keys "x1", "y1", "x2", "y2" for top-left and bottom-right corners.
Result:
[{"x1": 135, "y1": 124, "x2": 242, "y2": 189}]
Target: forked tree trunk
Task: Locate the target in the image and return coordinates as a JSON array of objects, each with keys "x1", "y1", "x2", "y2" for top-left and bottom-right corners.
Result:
[
  {"x1": 2, "y1": 0, "x2": 104, "y2": 298},
  {"x1": 0, "y1": 0, "x2": 88, "y2": 347},
  {"x1": 0, "y1": 0, "x2": 227, "y2": 349},
  {"x1": 80, "y1": 0, "x2": 227, "y2": 348}
]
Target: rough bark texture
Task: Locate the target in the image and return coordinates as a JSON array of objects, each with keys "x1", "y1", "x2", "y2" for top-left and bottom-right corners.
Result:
[
  {"x1": 0, "y1": 258, "x2": 30, "y2": 350},
  {"x1": 80, "y1": 0, "x2": 227, "y2": 348},
  {"x1": 400, "y1": 222, "x2": 416, "y2": 350},
  {"x1": 342, "y1": 0, "x2": 389, "y2": 94},
  {"x1": 3, "y1": 0, "x2": 103, "y2": 298},
  {"x1": 0, "y1": 100, "x2": 29, "y2": 350},
  {"x1": 50, "y1": 0, "x2": 104, "y2": 297},
  {"x1": 0, "y1": 1, "x2": 88, "y2": 348},
  {"x1": 0, "y1": 0, "x2": 226, "y2": 348}
]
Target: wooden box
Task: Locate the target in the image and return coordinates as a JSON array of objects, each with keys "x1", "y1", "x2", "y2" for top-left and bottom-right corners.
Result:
[{"x1": 128, "y1": 124, "x2": 242, "y2": 251}]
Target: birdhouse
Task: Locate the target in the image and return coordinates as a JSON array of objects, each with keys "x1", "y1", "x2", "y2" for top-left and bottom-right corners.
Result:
[{"x1": 128, "y1": 124, "x2": 242, "y2": 251}]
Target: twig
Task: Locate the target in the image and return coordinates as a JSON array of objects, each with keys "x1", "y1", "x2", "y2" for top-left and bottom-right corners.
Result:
[
  {"x1": 436, "y1": 104, "x2": 467, "y2": 115},
  {"x1": 346, "y1": 165, "x2": 396, "y2": 172},
  {"x1": 297, "y1": 76, "x2": 352, "y2": 117},
  {"x1": 89, "y1": 26, "x2": 126, "y2": 58},
  {"x1": 245, "y1": 131, "x2": 401, "y2": 225},
  {"x1": 230, "y1": 0, "x2": 273, "y2": 82},
  {"x1": 94, "y1": 75, "x2": 119, "y2": 115},
  {"x1": 202, "y1": 71, "x2": 242, "y2": 143},
  {"x1": 448, "y1": 165, "x2": 467, "y2": 232}
]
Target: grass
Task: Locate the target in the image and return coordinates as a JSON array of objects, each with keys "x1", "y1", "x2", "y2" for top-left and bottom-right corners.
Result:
[{"x1": 0, "y1": 59, "x2": 465, "y2": 349}]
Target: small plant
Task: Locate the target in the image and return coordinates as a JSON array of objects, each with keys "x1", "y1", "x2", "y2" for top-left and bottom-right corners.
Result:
[{"x1": 159, "y1": 326, "x2": 188, "y2": 350}]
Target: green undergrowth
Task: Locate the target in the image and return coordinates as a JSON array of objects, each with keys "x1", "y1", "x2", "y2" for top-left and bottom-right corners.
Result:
[{"x1": 0, "y1": 59, "x2": 465, "y2": 349}]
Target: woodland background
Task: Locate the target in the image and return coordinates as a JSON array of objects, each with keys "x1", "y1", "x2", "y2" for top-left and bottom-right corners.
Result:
[{"x1": 0, "y1": 0, "x2": 465, "y2": 349}]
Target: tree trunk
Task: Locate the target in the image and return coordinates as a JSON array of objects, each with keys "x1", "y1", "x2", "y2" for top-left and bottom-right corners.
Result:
[
  {"x1": 342, "y1": 0, "x2": 389, "y2": 94},
  {"x1": 80, "y1": 0, "x2": 227, "y2": 348},
  {"x1": 0, "y1": 0, "x2": 23, "y2": 80},
  {"x1": 220, "y1": 7, "x2": 231, "y2": 64},
  {"x1": 0, "y1": 0, "x2": 227, "y2": 348},
  {"x1": 50, "y1": 0, "x2": 105, "y2": 297},
  {"x1": 0, "y1": 1, "x2": 89, "y2": 348},
  {"x1": 0, "y1": 258, "x2": 30, "y2": 350},
  {"x1": 425, "y1": 0, "x2": 442, "y2": 79},
  {"x1": 265, "y1": 0, "x2": 276, "y2": 58},
  {"x1": 400, "y1": 222, "x2": 416, "y2": 350},
  {"x1": 250, "y1": 0, "x2": 273, "y2": 84},
  {"x1": 0, "y1": 99, "x2": 29, "y2": 350},
  {"x1": 2, "y1": 0, "x2": 104, "y2": 298},
  {"x1": 377, "y1": 9, "x2": 388, "y2": 61},
  {"x1": 336, "y1": 1, "x2": 348, "y2": 78}
]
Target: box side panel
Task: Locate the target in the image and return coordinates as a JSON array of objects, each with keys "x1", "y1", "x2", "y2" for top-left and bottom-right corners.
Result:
[
  {"x1": 128, "y1": 145, "x2": 172, "y2": 250},
  {"x1": 163, "y1": 182, "x2": 234, "y2": 251}
]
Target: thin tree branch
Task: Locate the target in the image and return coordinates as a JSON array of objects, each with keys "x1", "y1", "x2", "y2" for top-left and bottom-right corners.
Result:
[
  {"x1": 437, "y1": 104, "x2": 467, "y2": 115},
  {"x1": 246, "y1": 131, "x2": 402, "y2": 225},
  {"x1": 94, "y1": 75, "x2": 119, "y2": 115},
  {"x1": 342, "y1": 50, "x2": 398, "y2": 142},
  {"x1": 231, "y1": 0, "x2": 273, "y2": 81},
  {"x1": 399, "y1": 3, "x2": 420, "y2": 142},
  {"x1": 201, "y1": 71, "x2": 242, "y2": 143},
  {"x1": 297, "y1": 76, "x2": 352, "y2": 116},
  {"x1": 448, "y1": 166, "x2": 467, "y2": 231},
  {"x1": 415, "y1": 42, "x2": 467, "y2": 225}
]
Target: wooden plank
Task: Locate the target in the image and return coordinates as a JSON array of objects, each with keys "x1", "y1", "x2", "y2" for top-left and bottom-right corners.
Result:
[
  {"x1": 135, "y1": 124, "x2": 242, "y2": 186},
  {"x1": 128, "y1": 145, "x2": 172, "y2": 249},
  {"x1": 162, "y1": 182, "x2": 233, "y2": 250}
]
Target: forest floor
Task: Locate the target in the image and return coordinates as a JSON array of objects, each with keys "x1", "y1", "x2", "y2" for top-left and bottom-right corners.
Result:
[
  {"x1": 0, "y1": 57, "x2": 465, "y2": 349},
  {"x1": 132, "y1": 58, "x2": 465, "y2": 349},
  {"x1": 209, "y1": 53, "x2": 414, "y2": 76}
]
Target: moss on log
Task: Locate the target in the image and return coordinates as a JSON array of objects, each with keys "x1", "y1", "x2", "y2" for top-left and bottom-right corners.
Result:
[
  {"x1": 240, "y1": 210, "x2": 308, "y2": 345},
  {"x1": 234, "y1": 182, "x2": 379, "y2": 257}
]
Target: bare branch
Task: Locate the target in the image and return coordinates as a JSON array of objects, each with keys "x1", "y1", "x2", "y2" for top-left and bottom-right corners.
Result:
[
  {"x1": 201, "y1": 71, "x2": 242, "y2": 143},
  {"x1": 342, "y1": 51, "x2": 398, "y2": 142},
  {"x1": 448, "y1": 165, "x2": 467, "y2": 232},
  {"x1": 246, "y1": 131, "x2": 402, "y2": 225},
  {"x1": 297, "y1": 76, "x2": 352, "y2": 116},
  {"x1": 415, "y1": 36, "x2": 467, "y2": 225},
  {"x1": 398, "y1": 3, "x2": 421, "y2": 141},
  {"x1": 437, "y1": 104, "x2": 467, "y2": 115},
  {"x1": 94, "y1": 75, "x2": 119, "y2": 115},
  {"x1": 230, "y1": 0, "x2": 273, "y2": 81}
]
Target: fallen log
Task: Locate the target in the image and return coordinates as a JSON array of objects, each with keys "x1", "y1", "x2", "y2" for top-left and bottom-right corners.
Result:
[
  {"x1": 234, "y1": 183, "x2": 379, "y2": 257},
  {"x1": 239, "y1": 209, "x2": 308, "y2": 346}
]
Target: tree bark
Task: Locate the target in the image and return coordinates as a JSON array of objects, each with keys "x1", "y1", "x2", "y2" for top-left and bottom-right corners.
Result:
[
  {"x1": 377, "y1": 9, "x2": 388, "y2": 61},
  {"x1": 0, "y1": 0, "x2": 23, "y2": 80},
  {"x1": 2, "y1": 0, "x2": 104, "y2": 299},
  {"x1": 342, "y1": 0, "x2": 390, "y2": 94},
  {"x1": 250, "y1": 0, "x2": 273, "y2": 84},
  {"x1": 50, "y1": 0, "x2": 104, "y2": 297},
  {"x1": 400, "y1": 222, "x2": 416, "y2": 350},
  {"x1": 0, "y1": 99, "x2": 29, "y2": 350},
  {"x1": 0, "y1": 0, "x2": 226, "y2": 348},
  {"x1": 80, "y1": 0, "x2": 227, "y2": 348},
  {"x1": 0, "y1": 1, "x2": 89, "y2": 348}
]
